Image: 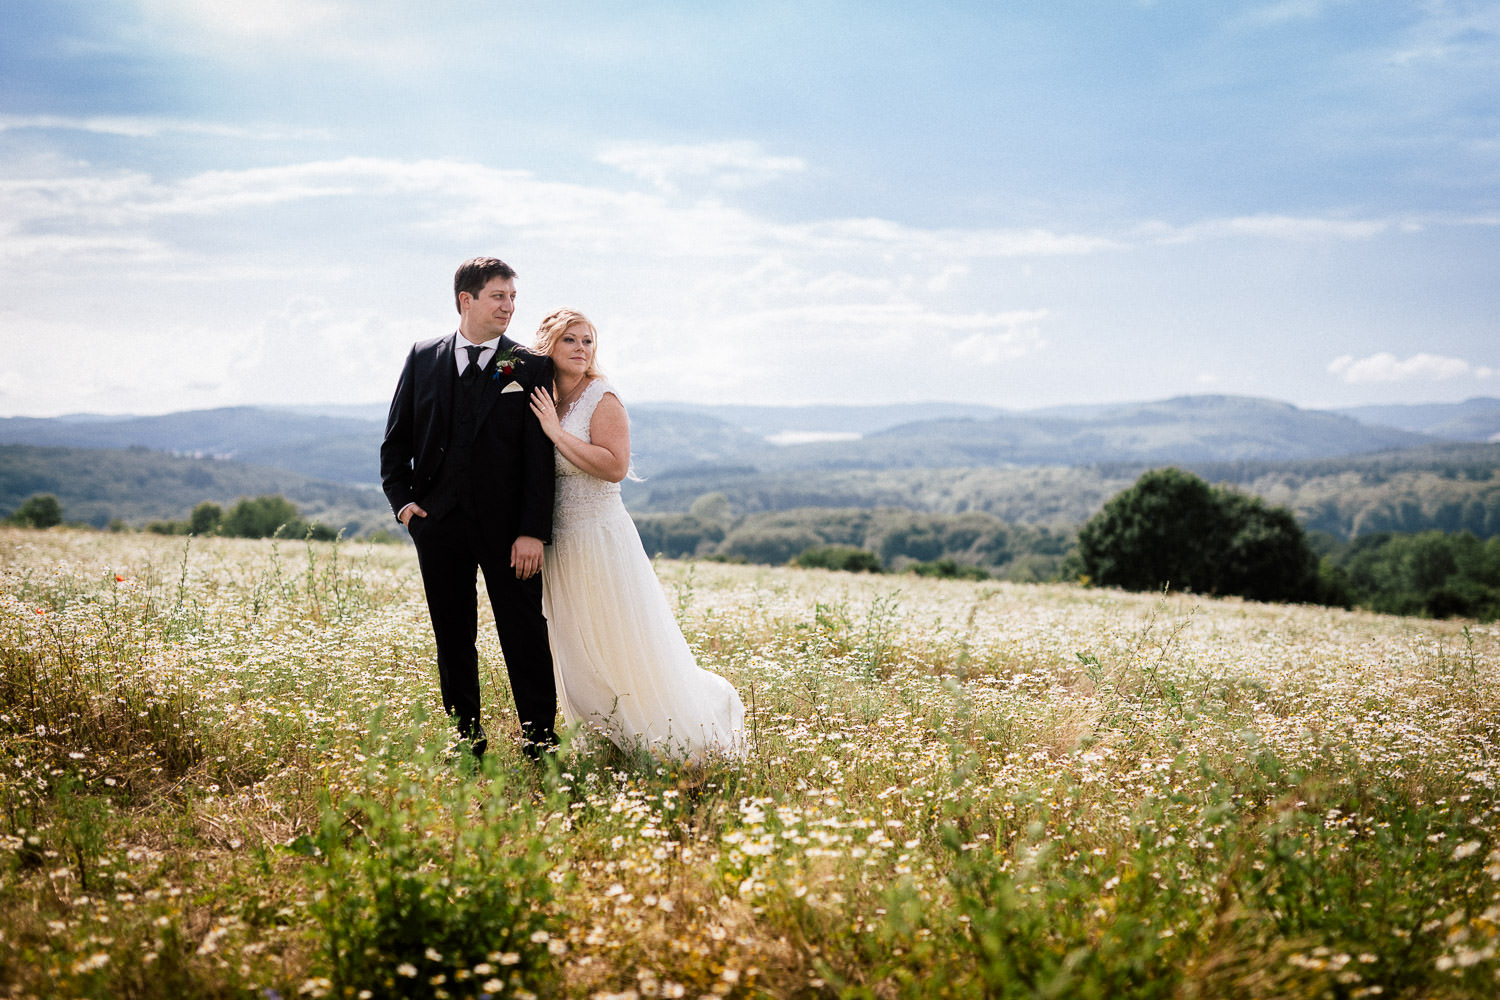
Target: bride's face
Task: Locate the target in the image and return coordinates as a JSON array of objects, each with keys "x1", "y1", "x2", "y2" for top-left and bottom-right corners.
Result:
[{"x1": 550, "y1": 322, "x2": 595, "y2": 377}]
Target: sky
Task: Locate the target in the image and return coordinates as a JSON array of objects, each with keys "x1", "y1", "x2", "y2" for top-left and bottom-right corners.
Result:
[{"x1": 1, "y1": 0, "x2": 1497, "y2": 417}]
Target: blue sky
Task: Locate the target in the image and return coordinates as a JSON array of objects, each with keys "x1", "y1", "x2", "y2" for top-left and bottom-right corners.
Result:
[{"x1": 1, "y1": 0, "x2": 1497, "y2": 416}]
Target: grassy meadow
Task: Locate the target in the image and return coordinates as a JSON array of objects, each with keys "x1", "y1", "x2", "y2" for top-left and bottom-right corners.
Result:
[{"x1": 2, "y1": 525, "x2": 1498, "y2": 999}]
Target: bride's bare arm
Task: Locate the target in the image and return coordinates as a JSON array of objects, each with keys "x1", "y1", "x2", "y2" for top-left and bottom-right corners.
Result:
[{"x1": 530, "y1": 387, "x2": 632, "y2": 483}]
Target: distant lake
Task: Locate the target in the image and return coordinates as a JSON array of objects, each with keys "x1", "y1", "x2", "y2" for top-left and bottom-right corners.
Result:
[{"x1": 765, "y1": 430, "x2": 863, "y2": 446}]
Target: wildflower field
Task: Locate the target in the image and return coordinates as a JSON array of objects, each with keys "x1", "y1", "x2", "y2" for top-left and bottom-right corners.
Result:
[{"x1": 2, "y1": 526, "x2": 1499, "y2": 1000}]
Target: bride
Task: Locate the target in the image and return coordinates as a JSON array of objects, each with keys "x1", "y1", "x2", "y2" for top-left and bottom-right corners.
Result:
[{"x1": 527, "y1": 308, "x2": 747, "y2": 762}]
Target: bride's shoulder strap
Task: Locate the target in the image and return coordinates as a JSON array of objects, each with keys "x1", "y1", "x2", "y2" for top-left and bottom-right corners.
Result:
[
  {"x1": 591, "y1": 378, "x2": 623, "y2": 409},
  {"x1": 573, "y1": 377, "x2": 620, "y2": 423}
]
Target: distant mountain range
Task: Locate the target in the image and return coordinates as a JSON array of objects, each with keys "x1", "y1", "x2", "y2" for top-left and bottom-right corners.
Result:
[
  {"x1": 0, "y1": 443, "x2": 391, "y2": 535},
  {"x1": 4, "y1": 395, "x2": 1496, "y2": 487},
  {"x1": 3, "y1": 394, "x2": 1498, "y2": 536},
  {"x1": 1330, "y1": 398, "x2": 1500, "y2": 442}
]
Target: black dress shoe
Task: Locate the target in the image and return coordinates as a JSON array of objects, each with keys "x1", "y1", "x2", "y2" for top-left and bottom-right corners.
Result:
[
  {"x1": 450, "y1": 723, "x2": 487, "y2": 761},
  {"x1": 520, "y1": 736, "x2": 558, "y2": 766}
]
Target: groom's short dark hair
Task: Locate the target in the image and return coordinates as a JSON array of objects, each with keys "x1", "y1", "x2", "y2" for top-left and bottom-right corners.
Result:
[{"x1": 454, "y1": 257, "x2": 518, "y2": 313}]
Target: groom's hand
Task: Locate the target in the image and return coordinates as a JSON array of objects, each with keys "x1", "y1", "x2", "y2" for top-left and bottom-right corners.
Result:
[
  {"x1": 512, "y1": 536, "x2": 544, "y2": 579},
  {"x1": 399, "y1": 503, "x2": 427, "y2": 527}
]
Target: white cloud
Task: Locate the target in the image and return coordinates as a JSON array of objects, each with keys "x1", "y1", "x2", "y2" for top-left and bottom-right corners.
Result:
[
  {"x1": 926, "y1": 265, "x2": 969, "y2": 292},
  {"x1": 3, "y1": 144, "x2": 1493, "y2": 414},
  {"x1": 795, "y1": 219, "x2": 1122, "y2": 257},
  {"x1": 0, "y1": 152, "x2": 1074, "y2": 411},
  {"x1": 0, "y1": 114, "x2": 325, "y2": 141},
  {"x1": 136, "y1": 0, "x2": 434, "y2": 65},
  {"x1": 1328, "y1": 352, "x2": 1492, "y2": 384},
  {"x1": 951, "y1": 321, "x2": 1048, "y2": 367},
  {"x1": 598, "y1": 141, "x2": 807, "y2": 195},
  {"x1": 1141, "y1": 214, "x2": 1388, "y2": 244},
  {"x1": 767, "y1": 431, "x2": 862, "y2": 446},
  {"x1": 1389, "y1": 2, "x2": 1500, "y2": 66},
  {"x1": 1234, "y1": 0, "x2": 1352, "y2": 27},
  {"x1": 0, "y1": 230, "x2": 170, "y2": 263},
  {"x1": 232, "y1": 297, "x2": 426, "y2": 404},
  {"x1": 140, "y1": 0, "x2": 349, "y2": 40}
]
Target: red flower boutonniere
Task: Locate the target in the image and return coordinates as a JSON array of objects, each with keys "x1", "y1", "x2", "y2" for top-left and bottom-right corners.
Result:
[{"x1": 491, "y1": 348, "x2": 521, "y2": 380}]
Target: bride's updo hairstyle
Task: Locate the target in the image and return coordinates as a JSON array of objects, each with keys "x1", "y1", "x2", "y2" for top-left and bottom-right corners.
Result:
[{"x1": 532, "y1": 308, "x2": 604, "y2": 379}]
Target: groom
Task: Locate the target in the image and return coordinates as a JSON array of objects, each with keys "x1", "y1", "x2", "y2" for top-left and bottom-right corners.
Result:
[{"x1": 380, "y1": 256, "x2": 558, "y2": 761}]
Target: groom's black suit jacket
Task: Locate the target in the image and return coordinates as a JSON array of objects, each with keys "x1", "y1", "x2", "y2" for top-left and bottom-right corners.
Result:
[
  {"x1": 379, "y1": 330, "x2": 558, "y2": 754},
  {"x1": 380, "y1": 332, "x2": 555, "y2": 543}
]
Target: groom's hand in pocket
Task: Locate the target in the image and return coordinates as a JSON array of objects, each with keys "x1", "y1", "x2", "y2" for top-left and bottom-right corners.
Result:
[
  {"x1": 511, "y1": 536, "x2": 543, "y2": 579},
  {"x1": 399, "y1": 503, "x2": 428, "y2": 528}
]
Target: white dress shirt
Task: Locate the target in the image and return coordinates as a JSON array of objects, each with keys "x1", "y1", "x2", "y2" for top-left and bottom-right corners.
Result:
[{"x1": 455, "y1": 332, "x2": 503, "y2": 375}]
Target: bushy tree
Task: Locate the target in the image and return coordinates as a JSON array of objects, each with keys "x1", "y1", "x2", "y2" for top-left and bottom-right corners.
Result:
[
  {"x1": 224, "y1": 495, "x2": 303, "y2": 538},
  {"x1": 1325, "y1": 530, "x2": 1500, "y2": 620},
  {"x1": 7, "y1": 494, "x2": 63, "y2": 528},
  {"x1": 719, "y1": 526, "x2": 821, "y2": 565},
  {"x1": 909, "y1": 557, "x2": 990, "y2": 581},
  {"x1": 220, "y1": 495, "x2": 336, "y2": 540},
  {"x1": 795, "y1": 545, "x2": 884, "y2": 573},
  {"x1": 687, "y1": 491, "x2": 733, "y2": 526},
  {"x1": 1074, "y1": 468, "x2": 1319, "y2": 603},
  {"x1": 634, "y1": 513, "x2": 724, "y2": 558},
  {"x1": 188, "y1": 501, "x2": 223, "y2": 535},
  {"x1": 1216, "y1": 491, "x2": 1322, "y2": 603}
]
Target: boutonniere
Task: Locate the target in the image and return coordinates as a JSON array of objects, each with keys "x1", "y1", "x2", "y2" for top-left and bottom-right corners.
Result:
[{"x1": 490, "y1": 348, "x2": 522, "y2": 380}]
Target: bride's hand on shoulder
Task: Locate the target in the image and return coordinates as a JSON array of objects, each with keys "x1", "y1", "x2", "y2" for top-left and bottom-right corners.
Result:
[{"x1": 529, "y1": 386, "x2": 562, "y2": 441}]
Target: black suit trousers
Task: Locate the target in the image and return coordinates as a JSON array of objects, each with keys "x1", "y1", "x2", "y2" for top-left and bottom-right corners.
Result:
[{"x1": 409, "y1": 507, "x2": 557, "y2": 756}]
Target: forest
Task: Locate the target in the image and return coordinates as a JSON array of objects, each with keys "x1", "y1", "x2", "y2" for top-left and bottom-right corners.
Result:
[{"x1": 6, "y1": 438, "x2": 1500, "y2": 620}]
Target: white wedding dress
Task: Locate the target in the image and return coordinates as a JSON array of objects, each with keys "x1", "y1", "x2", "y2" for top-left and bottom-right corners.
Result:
[{"x1": 542, "y1": 379, "x2": 747, "y2": 762}]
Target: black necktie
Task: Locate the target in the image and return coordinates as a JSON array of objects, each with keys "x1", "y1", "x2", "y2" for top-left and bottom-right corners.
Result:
[{"x1": 462, "y1": 344, "x2": 485, "y2": 383}]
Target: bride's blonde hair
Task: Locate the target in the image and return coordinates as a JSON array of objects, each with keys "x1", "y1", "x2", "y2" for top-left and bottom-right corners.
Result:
[{"x1": 532, "y1": 308, "x2": 604, "y2": 379}]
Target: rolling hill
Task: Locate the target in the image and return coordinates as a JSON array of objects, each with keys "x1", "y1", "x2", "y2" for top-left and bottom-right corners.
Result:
[
  {"x1": 3, "y1": 395, "x2": 1497, "y2": 537},
  {"x1": 1, "y1": 395, "x2": 1474, "y2": 487},
  {"x1": 0, "y1": 444, "x2": 391, "y2": 534},
  {"x1": 1332, "y1": 397, "x2": 1500, "y2": 443}
]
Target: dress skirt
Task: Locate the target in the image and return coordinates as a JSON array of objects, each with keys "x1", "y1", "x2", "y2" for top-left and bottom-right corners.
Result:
[{"x1": 542, "y1": 473, "x2": 747, "y2": 762}]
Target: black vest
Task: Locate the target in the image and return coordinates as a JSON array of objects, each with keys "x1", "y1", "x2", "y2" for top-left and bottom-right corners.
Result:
[{"x1": 422, "y1": 365, "x2": 486, "y2": 522}]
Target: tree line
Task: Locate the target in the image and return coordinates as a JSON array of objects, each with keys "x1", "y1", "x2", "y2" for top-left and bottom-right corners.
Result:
[
  {"x1": 1065, "y1": 468, "x2": 1499, "y2": 621},
  {"x1": 635, "y1": 473, "x2": 1500, "y2": 620},
  {"x1": 625, "y1": 446, "x2": 1500, "y2": 540},
  {"x1": 8, "y1": 474, "x2": 1499, "y2": 621},
  {"x1": 144, "y1": 496, "x2": 342, "y2": 540},
  {"x1": 4, "y1": 492, "x2": 341, "y2": 540},
  {"x1": 633, "y1": 493, "x2": 1074, "y2": 582}
]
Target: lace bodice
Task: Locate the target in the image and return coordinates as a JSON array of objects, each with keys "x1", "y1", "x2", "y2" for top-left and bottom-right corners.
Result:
[{"x1": 553, "y1": 379, "x2": 624, "y2": 531}]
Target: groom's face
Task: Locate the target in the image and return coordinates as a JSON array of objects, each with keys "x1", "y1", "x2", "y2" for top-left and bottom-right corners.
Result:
[{"x1": 460, "y1": 276, "x2": 517, "y2": 341}]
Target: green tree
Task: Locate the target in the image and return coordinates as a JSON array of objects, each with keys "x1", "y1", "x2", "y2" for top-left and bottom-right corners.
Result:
[
  {"x1": 7, "y1": 494, "x2": 63, "y2": 528},
  {"x1": 1321, "y1": 530, "x2": 1500, "y2": 620},
  {"x1": 795, "y1": 545, "x2": 884, "y2": 573},
  {"x1": 224, "y1": 495, "x2": 303, "y2": 538},
  {"x1": 634, "y1": 513, "x2": 722, "y2": 558},
  {"x1": 909, "y1": 557, "x2": 990, "y2": 580},
  {"x1": 687, "y1": 491, "x2": 733, "y2": 527},
  {"x1": 188, "y1": 501, "x2": 223, "y2": 535},
  {"x1": 220, "y1": 494, "x2": 335, "y2": 540},
  {"x1": 1216, "y1": 491, "x2": 1321, "y2": 602},
  {"x1": 1074, "y1": 468, "x2": 1223, "y2": 594},
  {"x1": 720, "y1": 526, "x2": 821, "y2": 565},
  {"x1": 1074, "y1": 468, "x2": 1319, "y2": 603}
]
